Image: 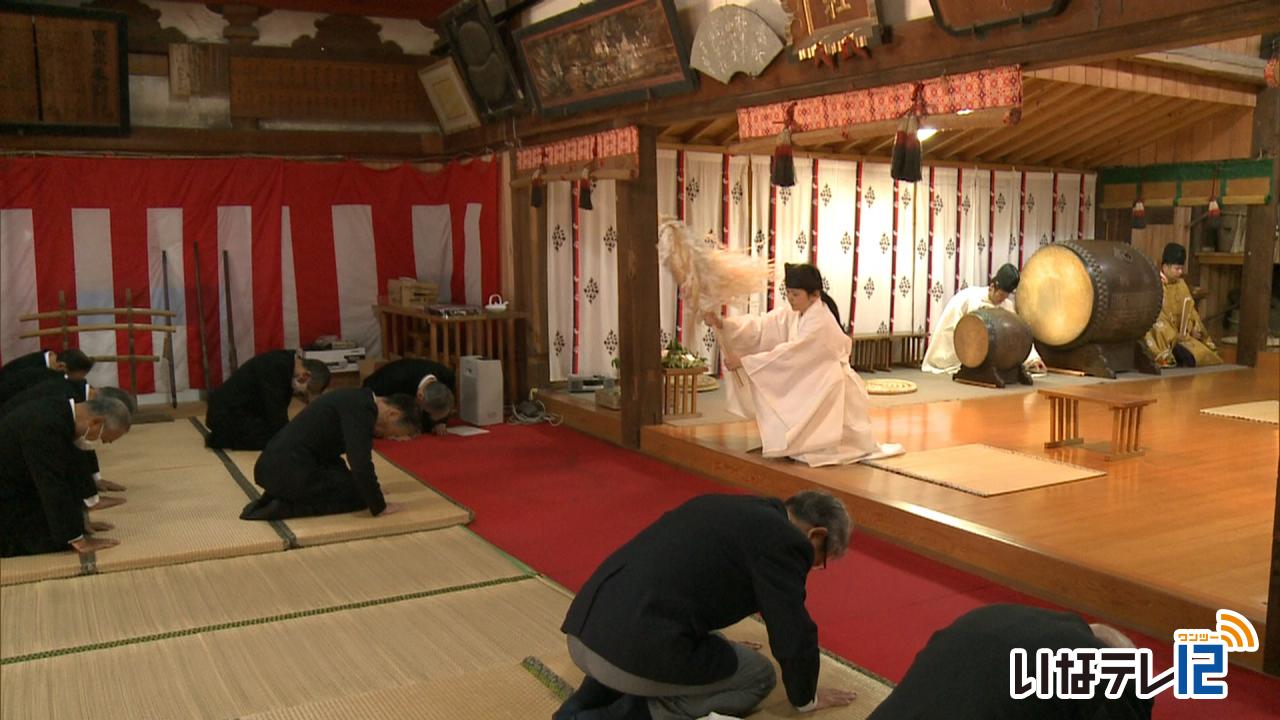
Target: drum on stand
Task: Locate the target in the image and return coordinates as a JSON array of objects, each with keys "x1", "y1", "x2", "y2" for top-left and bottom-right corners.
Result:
[
  {"x1": 1016, "y1": 240, "x2": 1163, "y2": 378},
  {"x1": 953, "y1": 306, "x2": 1035, "y2": 388}
]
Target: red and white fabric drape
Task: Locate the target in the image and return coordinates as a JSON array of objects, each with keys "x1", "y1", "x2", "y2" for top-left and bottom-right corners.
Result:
[{"x1": 1, "y1": 157, "x2": 500, "y2": 394}]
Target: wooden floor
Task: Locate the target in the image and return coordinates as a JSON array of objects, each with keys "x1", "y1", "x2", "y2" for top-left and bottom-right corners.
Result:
[{"x1": 542, "y1": 354, "x2": 1279, "y2": 670}]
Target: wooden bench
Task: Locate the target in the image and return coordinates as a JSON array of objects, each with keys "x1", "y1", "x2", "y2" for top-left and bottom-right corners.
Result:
[
  {"x1": 1039, "y1": 386, "x2": 1157, "y2": 461},
  {"x1": 850, "y1": 332, "x2": 928, "y2": 372}
]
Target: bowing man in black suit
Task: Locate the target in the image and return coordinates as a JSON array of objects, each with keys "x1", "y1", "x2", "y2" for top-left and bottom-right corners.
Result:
[
  {"x1": 0, "y1": 395, "x2": 132, "y2": 557},
  {"x1": 867, "y1": 604, "x2": 1153, "y2": 720},
  {"x1": 240, "y1": 388, "x2": 421, "y2": 521},
  {"x1": 0, "y1": 348, "x2": 95, "y2": 407},
  {"x1": 205, "y1": 349, "x2": 331, "y2": 450},
  {"x1": 362, "y1": 358, "x2": 456, "y2": 436},
  {"x1": 557, "y1": 491, "x2": 860, "y2": 720},
  {"x1": 0, "y1": 381, "x2": 134, "y2": 498}
]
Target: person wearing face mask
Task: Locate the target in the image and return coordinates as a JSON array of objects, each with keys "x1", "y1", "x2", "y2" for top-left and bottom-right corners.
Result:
[
  {"x1": 239, "y1": 388, "x2": 422, "y2": 521},
  {"x1": 920, "y1": 263, "x2": 1046, "y2": 375},
  {"x1": 204, "y1": 350, "x2": 331, "y2": 450},
  {"x1": 0, "y1": 395, "x2": 131, "y2": 557},
  {"x1": 0, "y1": 381, "x2": 135, "y2": 500},
  {"x1": 556, "y1": 491, "x2": 858, "y2": 720},
  {"x1": 1142, "y1": 243, "x2": 1222, "y2": 368},
  {"x1": 361, "y1": 358, "x2": 456, "y2": 436},
  {"x1": 705, "y1": 263, "x2": 902, "y2": 467}
]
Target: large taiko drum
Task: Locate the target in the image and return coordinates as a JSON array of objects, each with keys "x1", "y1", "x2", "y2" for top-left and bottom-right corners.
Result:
[
  {"x1": 1018, "y1": 240, "x2": 1162, "y2": 348},
  {"x1": 955, "y1": 307, "x2": 1033, "y2": 370},
  {"x1": 1016, "y1": 240, "x2": 1162, "y2": 377}
]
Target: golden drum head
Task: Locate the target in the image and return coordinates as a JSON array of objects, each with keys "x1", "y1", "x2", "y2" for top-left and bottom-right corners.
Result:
[
  {"x1": 1017, "y1": 245, "x2": 1095, "y2": 347},
  {"x1": 954, "y1": 313, "x2": 990, "y2": 367}
]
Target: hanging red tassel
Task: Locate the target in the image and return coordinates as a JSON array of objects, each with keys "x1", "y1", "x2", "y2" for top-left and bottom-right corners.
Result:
[
  {"x1": 578, "y1": 167, "x2": 593, "y2": 210},
  {"x1": 771, "y1": 103, "x2": 796, "y2": 187},
  {"x1": 530, "y1": 168, "x2": 545, "y2": 209},
  {"x1": 1131, "y1": 199, "x2": 1147, "y2": 230},
  {"x1": 1204, "y1": 171, "x2": 1222, "y2": 231},
  {"x1": 891, "y1": 84, "x2": 924, "y2": 183},
  {"x1": 891, "y1": 114, "x2": 922, "y2": 183}
]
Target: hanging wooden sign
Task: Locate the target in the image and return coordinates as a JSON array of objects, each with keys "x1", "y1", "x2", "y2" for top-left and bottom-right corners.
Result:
[
  {"x1": 928, "y1": 0, "x2": 1069, "y2": 37},
  {"x1": 789, "y1": 0, "x2": 884, "y2": 64}
]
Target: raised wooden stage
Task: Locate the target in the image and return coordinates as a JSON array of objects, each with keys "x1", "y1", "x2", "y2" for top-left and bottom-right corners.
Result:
[{"x1": 541, "y1": 355, "x2": 1279, "y2": 671}]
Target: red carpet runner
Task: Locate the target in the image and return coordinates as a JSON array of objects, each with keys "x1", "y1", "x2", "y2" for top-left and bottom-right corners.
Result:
[{"x1": 378, "y1": 423, "x2": 1279, "y2": 719}]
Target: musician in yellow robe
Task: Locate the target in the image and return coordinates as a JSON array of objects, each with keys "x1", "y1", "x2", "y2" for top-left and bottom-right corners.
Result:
[{"x1": 1143, "y1": 243, "x2": 1222, "y2": 368}]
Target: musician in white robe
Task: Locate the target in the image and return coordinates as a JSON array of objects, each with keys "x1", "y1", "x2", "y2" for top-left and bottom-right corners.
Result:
[
  {"x1": 705, "y1": 264, "x2": 902, "y2": 468},
  {"x1": 921, "y1": 264, "x2": 1047, "y2": 375}
]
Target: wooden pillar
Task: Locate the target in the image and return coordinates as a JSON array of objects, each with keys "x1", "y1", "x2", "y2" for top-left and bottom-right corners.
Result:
[
  {"x1": 616, "y1": 126, "x2": 663, "y2": 449},
  {"x1": 1237, "y1": 74, "x2": 1278, "y2": 367},
  {"x1": 1267, "y1": 455, "x2": 1280, "y2": 675},
  {"x1": 512, "y1": 173, "x2": 550, "y2": 394}
]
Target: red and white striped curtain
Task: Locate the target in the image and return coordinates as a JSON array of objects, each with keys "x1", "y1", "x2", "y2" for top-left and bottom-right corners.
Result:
[{"x1": 1, "y1": 157, "x2": 500, "y2": 394}]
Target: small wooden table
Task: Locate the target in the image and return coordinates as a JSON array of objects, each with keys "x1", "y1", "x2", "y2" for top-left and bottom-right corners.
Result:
[{"x1": 1039, "y1": 386, "x2": 1157, "y2": 460}]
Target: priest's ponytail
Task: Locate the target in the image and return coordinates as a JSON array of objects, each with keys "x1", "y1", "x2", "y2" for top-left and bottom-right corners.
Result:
[{"x1": 819, "y1": 291, "x2": 842, "y2": 331}]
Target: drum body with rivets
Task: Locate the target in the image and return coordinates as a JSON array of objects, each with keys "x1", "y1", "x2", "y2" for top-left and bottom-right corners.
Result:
[
  {"x1": 954, "y1": 307, "x2": 1034, "y2": 371},
  {"x1": 1016, "y1": 240, "x2": 1162, "y2": 350}
]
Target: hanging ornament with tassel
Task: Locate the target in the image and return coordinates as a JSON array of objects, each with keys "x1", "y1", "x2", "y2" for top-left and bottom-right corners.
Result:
[
  {"x1": 1205, "y1": 169, "x2": 1222, "y2": 232},
  {"x1": 891, "y1": 84, "x2": 925, "y2": 183},
  {"x1": 578, "y1": 139, "x2": 596, "y2": 211},
  {"x1": 530, "y1": 149, "x2": 547, "y2": 209},
  {"x1": 771, "y1": 103, "x2": 797, "y2": 187}
]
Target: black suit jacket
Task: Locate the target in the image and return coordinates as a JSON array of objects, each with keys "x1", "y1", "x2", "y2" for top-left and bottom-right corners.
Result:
[
  {"x1": 205, "y1": 349, "x2": 296, "y2": 432},
  {"x1": 562, "y1": 494, "x2": 819, "y2": 707},
  {"x1": 867, "y1": 604, "x2": 1154, "y2": 720},
  {"x1": 257, "y1": 388, "x2": 385, "y2": 515},
  {"x1": 0, "y1": 350, "x2": 49, "y2": 385},
  {"x1": 362, "y1": 359, "x2": 455, "y2": 395},
  {"x1": 0, "y1": 366, "x2": 64, "y2": 407},
  {"x1": 0, "y1": 377, "x2": 89, "y2": 418},
  {"x1": 0, "y1": 395, "x2": 85, "y2": 547}
]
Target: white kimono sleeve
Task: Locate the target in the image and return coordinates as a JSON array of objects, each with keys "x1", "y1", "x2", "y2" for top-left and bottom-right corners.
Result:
[{"x1": 921, "y1": 290, "x2": 978, "y2": 374}]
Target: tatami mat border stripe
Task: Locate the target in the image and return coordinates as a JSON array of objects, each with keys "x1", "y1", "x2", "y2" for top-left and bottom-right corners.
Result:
[
  {"x1": 188, "y1": 417, "x2": 298, "y2": 548},
  {"x1": 521, "y1": 656, "x2": 575, "y2": 701},
  {"x1": 1, "y1": 573, "x2": 536, "y2": 665}
]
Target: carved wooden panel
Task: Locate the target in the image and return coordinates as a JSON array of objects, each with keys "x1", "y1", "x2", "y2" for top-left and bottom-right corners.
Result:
[
  {"x1": 229, "y1": 56, "x2": 435, "y2": 123},
  {"x1": 0, "y1": 13, "x2": 40, "y2": 123},
  {"x1": 169, "y1": 43, "x2": 229, "y2": 99},
  {"x1": 928, "y1": 0, "x2": 1068, "y2": 36},
  {"x1": 1, "y1": 7, "x2": 128, "y2": 133}
]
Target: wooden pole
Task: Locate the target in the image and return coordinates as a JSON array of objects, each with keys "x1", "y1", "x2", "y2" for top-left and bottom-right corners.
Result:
[
  {"x1": 192, "y1": 241, "x2": 212, "y2": 392},
  {"x1": 616, "y1": 125, "x2": 663, "y2": 448},
  {"x1": 1266, "y1": 454, "x2": 1280, "y2": 675},
  {"x1": 222, "y1": 250, "x2": 239, "y2": 372},
  {"x1": 125, "y1": 287, "x2": 138, "y2": 400},
  {"x1": 161, "y1": 250, "x2": 178, "y2": 408},
  {"x1": 1236, "y1": 63, "x2": 1278, "y2": 367},
  {"x1": 58, "y1": 290, "x2": 70, "y2": 351}
]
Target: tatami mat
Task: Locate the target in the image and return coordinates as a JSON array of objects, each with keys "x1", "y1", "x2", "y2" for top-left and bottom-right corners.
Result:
[
  {"x1": 240, "y1": 664, "x2": 562, "y2": 720},
  {"x1": 0, "y1": 577, "x2": 571, "y2": 720},
  {"x1": 1, "y1": 526, "x2": 528, "y2": 661},
  {"x1": 227, "y1": 449, "x2": 473, "y2": 547},
  {"x1": 534, "y1": 616, "x2": 893, "y2": 719},
  {"x1": 0, "y1": 464, "x2": 285, "y2": 587},
  {"x1": 1200, "y1": 399, "x2": 1279, "y2": 425},
  {"x1": 94, "y1": 418, "x2": 225, "y2": 474},
  {"x1": 863, "y1": 443, "x2": 1104, "y2": 496}
]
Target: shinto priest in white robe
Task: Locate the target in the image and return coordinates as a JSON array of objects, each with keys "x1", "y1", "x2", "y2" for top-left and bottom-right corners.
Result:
[
  {"x1": 921, "y1": 268, "x2": 1044, "y2": 375},
  {"x1": 719, "y1": 301, "x2": 903, "y2": 467}
]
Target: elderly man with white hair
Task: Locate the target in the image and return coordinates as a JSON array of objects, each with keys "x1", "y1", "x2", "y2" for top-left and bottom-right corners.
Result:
[
  {"x1": 555, "y1": 490, "x2": 860, "y2": 720},
  {"x1": 0, "y1": 395, "x2": 132, "y2": 557}
]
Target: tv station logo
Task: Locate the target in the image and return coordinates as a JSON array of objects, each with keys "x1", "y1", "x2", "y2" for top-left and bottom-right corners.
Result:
[{"x1": 1010, "y1": 609, "x2": 1259, "y2": 701}]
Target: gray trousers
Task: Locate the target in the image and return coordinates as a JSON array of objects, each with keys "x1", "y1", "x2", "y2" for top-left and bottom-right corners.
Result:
[{"x1": 567, "y1": 635, "x2": 777, "y2": 720}]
